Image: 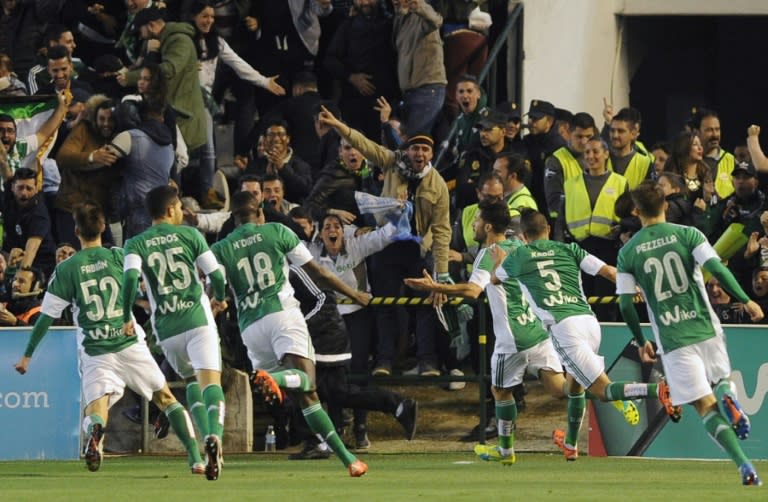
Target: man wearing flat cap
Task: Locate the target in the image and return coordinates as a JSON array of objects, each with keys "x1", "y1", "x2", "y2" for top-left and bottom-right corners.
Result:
[
  {"x1": 523, "y1": 99, "x2": 566, "y2": 219},
  {"x1": 455, "y1": 108, "x2": 508, "y2": 210},
  {"x1": 317, "y1": 105, "x2": 451, "y2": 378}
]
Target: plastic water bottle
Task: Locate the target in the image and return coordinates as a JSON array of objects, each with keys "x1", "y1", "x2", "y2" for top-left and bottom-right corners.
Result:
[{"x1": 265, "y1": 425, "x2": 276, "y2": 452}]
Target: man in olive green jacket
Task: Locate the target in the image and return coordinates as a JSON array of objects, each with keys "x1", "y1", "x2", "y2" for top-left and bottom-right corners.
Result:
[{"x1": 119, "y1": 7, "x2": 206, "y2": 150}]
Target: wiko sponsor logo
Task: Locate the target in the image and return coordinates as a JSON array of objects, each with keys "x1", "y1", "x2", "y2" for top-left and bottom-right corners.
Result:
[
  {"x1": 732, "y1": 364, "x2": 768, "y2": 415},
  {"x1": 0, "y1": 390, "x2": 50, "y2": 409},
  {"x1": 543, "y1": 291, "x2": 579, "y2": 307},
  {"x1": 658, "y1": 305, "x2": 697, "y2": 326},
  {"x1": 157, "y1": 296, "x2": 195, "y2": 314}
]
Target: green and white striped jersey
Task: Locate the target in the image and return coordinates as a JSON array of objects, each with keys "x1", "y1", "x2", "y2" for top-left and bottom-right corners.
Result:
[{"x1": 470, "y1": 239, "x2": 548, "y2": 352}]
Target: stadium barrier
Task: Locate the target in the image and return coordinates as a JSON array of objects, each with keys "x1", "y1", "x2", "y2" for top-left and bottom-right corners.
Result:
[{"x1": 1, "y1": 327, "x2": 80, "y2": 460}]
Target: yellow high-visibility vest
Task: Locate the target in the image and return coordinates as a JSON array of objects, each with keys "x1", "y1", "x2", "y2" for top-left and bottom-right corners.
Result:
[
  {"x1": 565, "y1": 172, "x2": 627, "y2": 241},
  {"x1": 607, "y1": 151, "x2": 652, "y2": 189},
  {"x1": 552, "y1": 147, "x2": 584, "y2": 181},
  {"x1": 712, "y1": 150, "x2": 736, "y2": 200}
]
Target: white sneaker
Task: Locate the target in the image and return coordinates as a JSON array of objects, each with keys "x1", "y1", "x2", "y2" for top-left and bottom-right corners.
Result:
[{"x1": 448, "y1": 369, "x2": 466, "y2": 390}]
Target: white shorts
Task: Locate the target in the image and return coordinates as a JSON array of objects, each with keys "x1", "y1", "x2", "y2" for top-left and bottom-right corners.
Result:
[
  {"x1": 490, "y1": 338, "x2": 563, "y2": 388},
  {"x1": 159, "y1": 325, "x2": 222, "y2": 379},
  {"x1": 241, "y1": 308, "x2": 315, "y2": 372},
  {"x1": 661, "y1": 333, "x2": 731, "y2": 406},
  {"x1": 549, "y1": 314, "x2": 604, "y2": 389},
  {"x1": 80, "y1": 335, "x2": 166, "y2": 408}
]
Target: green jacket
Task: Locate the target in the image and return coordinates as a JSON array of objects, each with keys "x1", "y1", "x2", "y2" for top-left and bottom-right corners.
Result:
[{"x1": 125, "y1": 22, "x2": 206, "y2": 149}]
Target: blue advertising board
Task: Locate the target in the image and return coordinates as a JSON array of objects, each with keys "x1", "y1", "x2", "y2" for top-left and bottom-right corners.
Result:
[{"x1": 0, "y1": 327, "x2": 81, "y2": 460}]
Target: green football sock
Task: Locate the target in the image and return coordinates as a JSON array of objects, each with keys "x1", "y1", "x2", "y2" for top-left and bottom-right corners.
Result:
[
  {"x1": 202, "y1": 384, "x2": 226, "y2": 440},
  {"x1": 186, "y1": 382, "x2": 209, "y2": 437},
  {"x1": 713, "y1": 379, "x2": 735, "y2": 419},
  {"x1": 566, "y1": 393, "x2": 585, "y2": 448},
  {"x1": 605, "y1": 382, "x2": 655, "y2": 400},
  {"x1": 270, "y1": 369, "x2": 312, "y2": 391},
  {"x1": 496, "y1": 399, "x2": 517, "y2": 450},
  {"x1": 703, "y1": 411, "x2": 749, "y2": 466},
  {"x1": 165, "y1": 402, "x2": 203, "y2": 466},
  {"x1": 303, "y1": 402, "x2": 356, "y2": 467}
]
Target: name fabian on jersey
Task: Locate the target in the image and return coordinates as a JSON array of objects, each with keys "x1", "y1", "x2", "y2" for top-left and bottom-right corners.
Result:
[
  {"x1": 232, "y1": 234, "x2": 264, "y2": 250},
  {"x1": 635, "y1": 235, "x2": 677, "y2": 254},
  {"x1": 80, "y1": 260, "x2": 108, "y2": 274}
]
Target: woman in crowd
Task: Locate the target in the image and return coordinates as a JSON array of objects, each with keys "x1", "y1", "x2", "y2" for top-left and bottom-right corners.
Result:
[
  {"x1": 663, "y1": 131, "x2": 713, "y2": 211},
  {"x1": 186, "y1": 0, "x2": 285, "y2": 208}
]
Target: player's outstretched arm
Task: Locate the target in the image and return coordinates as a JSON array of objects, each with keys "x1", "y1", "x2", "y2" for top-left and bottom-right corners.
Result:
[
  {"x1": 598, "y1": 265, "x2": 617, "y2": 283},
  {"x1": 121, "y1": 268, "x2": 141, "y2": 324},
  {"x1": 404, "y1": 269, "x2": 483, "y2": 299},
  {"x1": 703, "y1": 258, "x2": 756, "y2": 313},
  {"x1": 13, "y1": 313, "x2": 55, "y2": 374},
  {"x1": 302, "y1": 260, "x2": 371, "y2": 306}
]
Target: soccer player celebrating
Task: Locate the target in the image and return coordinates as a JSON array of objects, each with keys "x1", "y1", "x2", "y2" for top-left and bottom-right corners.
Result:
[
  {"x1": 617, "y1": 181, "x2": 764, "y2": 486},
  {"x1": 495, "y1": 208, "x2": 680, "y2": 461},
  {"x1": 210, "y1": 191, "x2": 371, "y2": 477},
  {"x1": 121, "y1": 185, "x2": 229, "y2": 481},
  {"x1": 14, "y1": 202, "x2": 205, "y2": 474},
  {"x1": 406, "y1": 201, "x2": 639, "y2": 465}
]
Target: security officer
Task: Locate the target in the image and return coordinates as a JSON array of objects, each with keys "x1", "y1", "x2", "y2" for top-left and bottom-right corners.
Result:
[
  {"x1": 522, "y1": 99, "x2": 566, "y2": 216},
  {"x1": 693, "y1": 108, "x2": 735, "y2": 201},
  {"x1": 544, "y1": 112, "x2": 596, "y2": 239},
  {"x1": 607, "y1": 108, "x2": 653, "y2": 189},
  {"x1": 563, "y1": 136, "x2": 627, "y2": 320},
  {"x1": 455, "y1": 108, "x2": 508, "y2": 210},
  {"x1": 496, "y1": 101, "x2": 526, "y2": 157}
]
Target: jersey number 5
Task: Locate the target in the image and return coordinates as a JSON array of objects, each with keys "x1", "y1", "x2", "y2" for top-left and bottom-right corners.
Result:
[
  {"x1": 81, "y1": 276, "x2": 123, "y2": 321},
  {"x1": 536, "y1": 260, "x2": 562, "y2": 291}
]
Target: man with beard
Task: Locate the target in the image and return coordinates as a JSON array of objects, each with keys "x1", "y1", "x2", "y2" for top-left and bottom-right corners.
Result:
[
  {"x1": 2, "y1": 168, "x2": 57, "y2": 276},
  {"x1": 55, "y1": 95, "x2": 118, "y2": 246},
  {"x1": 318, "y1": 105, "x2": 451, "y2": 378},
  {"x1": 607, "y1": 108, "x2": 653, "y2": 189},
  {"x1": 694, "y1": 108, "x2": 736, "y2": 201},
  {"x1": 441, "y1": 75, "x2": 487, "y2": 174},
  {"x1": 0, "y1": 266, "x2": 43, "y2": 326},
  {"x1": 454, "y1": 108, "x2": 508, "y2": 210},
  {"x1": 0, "y1": 92, "x2": 68, "y2": 186}
]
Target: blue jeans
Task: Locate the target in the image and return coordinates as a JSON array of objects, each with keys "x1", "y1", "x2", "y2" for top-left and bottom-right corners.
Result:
[
  {"x1": 402, "y1": 84, "x2": 446, "y2": 137},
  {"x1": 199, "y1": 109, "x2": 216, "y2": 196}
]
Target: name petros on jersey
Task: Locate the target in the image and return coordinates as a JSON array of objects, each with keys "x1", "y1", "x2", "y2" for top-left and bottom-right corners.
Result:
[
  {"x1": 145, "y1": 234, "x2": 180, "y2": 247},
  {"x1": 232, "y1": 233, "x2": 264, "y2": 250},
  {"x1": 80, "y1": 260, "x2": 108, "y2": 274},
  {"x1": 635, "y1": 235, "x2": 677, "y2": 254}
]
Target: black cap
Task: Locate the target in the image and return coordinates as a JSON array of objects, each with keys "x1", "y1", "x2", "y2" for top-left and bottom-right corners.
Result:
[
  {"x1": 70, "y1": 88, "x2": 91, "y2": 104},
  {"x1": 133, "y1": 6, "x2": 164, "y2": 29},
  {"x1": 526, "y1": 99, "x2": 555, "y2": 119},
  {"x1": 733, "y1": 161, "x2": 757, "y2": 178},
  {"x1": 93, "y1": 54, "x2": 124, "y2": 74},
  {"x1": 554, "y1": 107, "x2": 573, "y2": 123},
  {"x1": 496, "y1": 101, "x2": 521, "y2": 121},
  {"x1": 476, "y1": 108, "x2": 508, "y2": 129}
]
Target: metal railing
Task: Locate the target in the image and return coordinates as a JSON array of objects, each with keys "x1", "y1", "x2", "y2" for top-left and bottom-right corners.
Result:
[{"x1": 435, "y1": 2, "x2": 525, "y2": 171}]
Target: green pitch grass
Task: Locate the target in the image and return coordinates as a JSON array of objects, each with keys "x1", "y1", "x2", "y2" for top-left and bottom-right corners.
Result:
[{"x1": 1, "y1": 453, "x2": 765, "y2": 501}]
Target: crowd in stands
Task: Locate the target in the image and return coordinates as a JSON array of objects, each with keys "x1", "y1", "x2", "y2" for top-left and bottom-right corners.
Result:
[{"x1": 2, "y1": 0, "x2": 767, "y2": 449}]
